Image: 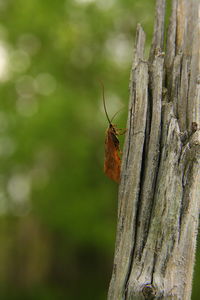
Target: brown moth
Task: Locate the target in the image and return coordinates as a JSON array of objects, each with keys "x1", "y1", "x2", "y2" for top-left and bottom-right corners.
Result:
[{"x1": 100, "y1": 81, "x2": 125, "y2": 183}]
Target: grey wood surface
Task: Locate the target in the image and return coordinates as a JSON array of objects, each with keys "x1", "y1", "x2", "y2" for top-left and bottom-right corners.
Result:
[{"x1": 107, "y1": 0, "x2": 200, "y2": 299}]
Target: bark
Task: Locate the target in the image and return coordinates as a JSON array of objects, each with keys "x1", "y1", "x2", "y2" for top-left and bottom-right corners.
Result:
[{"x1": 107, "y1": 0, "x2": 200, "y2": 299}]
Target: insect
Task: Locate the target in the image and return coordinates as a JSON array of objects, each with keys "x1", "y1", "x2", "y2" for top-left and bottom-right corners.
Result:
[{"x1": 100, "y1": 81, "x2": 126, "y2": 183}]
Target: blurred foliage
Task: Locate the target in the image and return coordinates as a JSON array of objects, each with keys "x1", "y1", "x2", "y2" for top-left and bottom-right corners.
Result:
[{"x1": 0, "y1": 0, "x2": 199, "y2": 299}]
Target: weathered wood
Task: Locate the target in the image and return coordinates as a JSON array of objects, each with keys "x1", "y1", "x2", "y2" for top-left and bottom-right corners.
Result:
[
  {"x1": 149, "y1": 0, "x2": 166, "y2": 61},
  {"x1": 107, "y1": 0, "x2": 200, "y2": 299},
  {"x1": 107, "y1": 24, "x2": 148, "y2": 300}
]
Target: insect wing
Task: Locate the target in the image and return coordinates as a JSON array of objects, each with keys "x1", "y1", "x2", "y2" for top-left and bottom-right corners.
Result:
[{"x1": 104, "y1": 128, "x2": 121, "y2": 183}]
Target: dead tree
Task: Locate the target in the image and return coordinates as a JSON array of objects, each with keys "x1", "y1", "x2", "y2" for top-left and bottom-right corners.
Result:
[{"x1": 108, "y1": 0, "x2": 200, "y2": 299}]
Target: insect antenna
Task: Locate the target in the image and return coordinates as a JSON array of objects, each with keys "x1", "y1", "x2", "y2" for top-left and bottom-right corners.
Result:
[
  {"x1": 110, "y1": 107, "x2": 124, "y2": 123},
  {"x1": 99, "y1": 80, "x2": 112, "y2": 126}
]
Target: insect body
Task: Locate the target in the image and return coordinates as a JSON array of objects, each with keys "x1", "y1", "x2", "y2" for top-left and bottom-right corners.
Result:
[
  {"x1": 104, "y1": 123, "x2": 121, "y2": 183},
  {"x1": 100, "y1": 81, "x2": 125, "y2": 183}
]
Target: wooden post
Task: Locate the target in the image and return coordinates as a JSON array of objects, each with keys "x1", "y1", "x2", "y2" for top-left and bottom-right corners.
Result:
[{"x1": 108, "y1": 0, "x2": 200, "y2": 299}]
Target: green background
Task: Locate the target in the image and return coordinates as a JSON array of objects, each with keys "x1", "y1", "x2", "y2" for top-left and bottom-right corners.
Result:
[{"x1": 0, "y1": 0, "x2": 199, "y2": 299}]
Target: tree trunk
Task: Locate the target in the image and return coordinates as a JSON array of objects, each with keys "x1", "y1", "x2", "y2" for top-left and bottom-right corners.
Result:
[{"x1": 107, "y1": 0, "x2": 200, "y2": 299}]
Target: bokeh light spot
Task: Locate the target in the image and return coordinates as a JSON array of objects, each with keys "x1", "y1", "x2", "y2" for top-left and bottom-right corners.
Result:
[
  {"x1": 16, "y1": 97, "x2": 38, "y2": 117},
  {"x1": 96, "y1": 0, "x2": 115, "y2": 10},
  {"x1": 34, "y1": 73, "x2": 57, "y2": 96},
  {"x1": 73, "y1": 0, "x2": 96, "y2": 4},
  {"x1": 10, "y1": 49, "x2": 31, "y2": 73},
  {"x1": 7, "y1": 173, "x2": 31, "y2": 204},
  {"x1": 0, "y1": 42, "x2": 9, "y2": 81},
  {"x1": 15, "y1": 75, "x2": 35, "y2": 98},
  {"x1": 105, "y1": 34, "x2": 132, "y2": 67},
  {"x1": 17, "y1": 33, "x2": 41, "y2": 56}
]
